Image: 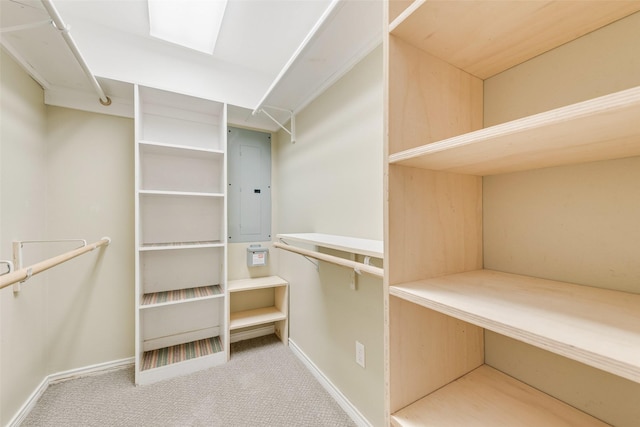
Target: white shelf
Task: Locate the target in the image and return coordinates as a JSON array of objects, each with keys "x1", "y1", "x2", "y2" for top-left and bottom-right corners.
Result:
[
  {"x1": 228, "y1": 276, "x2": 288, "y2": 293},
  {"x1": 391, "y1": 365, "x2": 607, "y2": 426},
  {"x1": 139, "y1": 241, "x2": 224, "y2": 252},
  {"x1": 140, "y1": 284, "x2": 223, "y2": 309},
  {"x1": 139, "y1": 140, "x2": 224, "y2": 156},
  {"x1": 139, "y1": 190, "x2": 224, "y2": 198},
  {"x1": 229, "y1": 307, "x2": 287, "y2": 330},
  {"x1": 389, "y1": 86, "x2": 640, "y2": 175},
  {"x1": 135, "y1": 85, "x2": 227, "y2": 385},
  {"x1": 277, "y1": 233, "x2": 383, "y2": 258},
  {"x1": 390, "y1": 269, "x2": 640, "y2": 383},
  {"x1": 390, "y1": 1, "x2": 640, "y2": 80}
]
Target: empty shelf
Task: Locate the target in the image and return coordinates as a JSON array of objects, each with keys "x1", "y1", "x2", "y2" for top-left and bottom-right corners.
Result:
[
  {"x1": 141, "y1": 284, "x2": 222, "y2": 308},
  {"x1": 229, "y1": 307, "x2": 287, "y2": 330}
]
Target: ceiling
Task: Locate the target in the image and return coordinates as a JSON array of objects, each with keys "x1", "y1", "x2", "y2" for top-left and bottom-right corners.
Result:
[{"x1": 0, "y1": 0, "x2": 382, "y2": 131}]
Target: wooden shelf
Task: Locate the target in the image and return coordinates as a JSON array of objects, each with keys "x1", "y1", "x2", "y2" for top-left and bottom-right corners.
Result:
[
  {"x1": 228, "y1": 276, "x2": 288, "y2": 293},
  {"x1": 389, "y1": 1, "x2": 640, "y2": 80},
  {"x1": 141, "y1": 284, "x2": 223, "y2": 309},
  {"x1": 229, "y1": 307, "x2": 287, "y2": 330},
  {"x1": 277, "y1": 233, "x2": 383, "y2": 258},
  {"x1": 390, "y1": 269, "x2": 640, "y2": 383},
  {"x1": 389, "y1": 86, "x2": 640, "y2": 175},
  {"x1": 141, "y1": 336, "x2": 224, "y2": 371},
  {"x1": 391, "y1": 365, "x2": 607, "y2": 426}
]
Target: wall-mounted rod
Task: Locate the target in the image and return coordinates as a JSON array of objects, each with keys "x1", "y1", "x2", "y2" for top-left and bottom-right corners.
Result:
[
  {"x1": 40, "y1": 0, "x2": 111, "y2": 106},
  {"x1": 273, "y1": 241, "x2": 383, "y2": 278},
  {"x1": 0, "y1": 237, "x2": 111, "y2": 290}
]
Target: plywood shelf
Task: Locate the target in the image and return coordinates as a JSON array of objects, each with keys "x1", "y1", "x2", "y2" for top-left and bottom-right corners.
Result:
[
  {"x1": 389, "y1": 1, "x2": 640, "y2": 80},
  {"x1": 139, "y1": 190, "x2": 224, "y2": 198},
  {"x1": 391, "y1": 365, "x2": 608, "y2": 426},
  {"x1": 229, "y1": 307, "x2": 287, "y2": 331},
  {"x1": 390, "y1": 269, "x2": 640, "y2": 384},
  {"x1": 389, "y1": 86, "x2": 640, "y2": 176}
]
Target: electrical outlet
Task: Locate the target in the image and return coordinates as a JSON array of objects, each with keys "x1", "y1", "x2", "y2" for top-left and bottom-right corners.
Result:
[{"x1": 355, "y1": 341, "x2": 365, "y2": 368}]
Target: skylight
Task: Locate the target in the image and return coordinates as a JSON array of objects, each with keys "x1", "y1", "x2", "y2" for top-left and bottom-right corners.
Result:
[{"x1": 148, "y1": 0, "x2": 228, "y2": 54}]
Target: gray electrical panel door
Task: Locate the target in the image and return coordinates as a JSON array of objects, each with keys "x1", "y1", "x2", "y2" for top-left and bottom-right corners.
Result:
[{"x1": 227, "y1": 127, "x2": 271, "y2": 242}]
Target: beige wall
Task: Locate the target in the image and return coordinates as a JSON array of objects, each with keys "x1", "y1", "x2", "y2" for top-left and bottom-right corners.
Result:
[
  {"x1": 483, "y1": 12, "x2": 640, "y2": 426},
  {"x1": 1, "y1": 49, "x2": 48, "y2": 426},
  {"x1": 274, "y1": 46, "x2": 384, "y2": 426},
  {"x1": 0, "y1": 50, "x2": 134, "y2": 424}
]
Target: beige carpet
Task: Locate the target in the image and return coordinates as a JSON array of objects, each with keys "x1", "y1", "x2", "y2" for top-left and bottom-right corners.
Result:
[{"x1": 21, "y1": 335, "x2": 357, "y2": 426}]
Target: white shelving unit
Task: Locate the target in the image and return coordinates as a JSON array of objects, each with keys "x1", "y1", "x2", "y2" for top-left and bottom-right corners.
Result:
[
  {"x1": 385, "y1": 1, "x2": 640, "y2": 426},
  {"x1": 134, "y1": 85, "x2": 228, "y2": 385},
  {"x1": 228, "y1": 276, "x2": 288, "y2": 345}
]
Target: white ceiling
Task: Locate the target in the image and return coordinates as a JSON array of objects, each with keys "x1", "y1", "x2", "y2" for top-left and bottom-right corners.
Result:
[{"x1": 0, "y1": 0, "x2": 382, "y2": 131}]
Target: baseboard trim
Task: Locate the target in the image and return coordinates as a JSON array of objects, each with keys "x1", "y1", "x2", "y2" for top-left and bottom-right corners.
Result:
[
  {"x1": 289, "y1": 339, "x2": 371, "y2": 427},
  {"x1": 7, "y1": 357, "x2": 134, "y2": 427},
  {"x1": 230, "y1": 325, "x2": 275, "y2": 343}
]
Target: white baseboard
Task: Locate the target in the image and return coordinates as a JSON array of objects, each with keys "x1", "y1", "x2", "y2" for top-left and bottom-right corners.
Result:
[
  {"x1": 230, "y1": 325, "x2": 275, "y2": 343},
  {"x1": 289, "y1": 339, "x2": 371, "y2": 427},
  {"x1": 7, "y1": 357, "x2": 134, "y2": 427}
]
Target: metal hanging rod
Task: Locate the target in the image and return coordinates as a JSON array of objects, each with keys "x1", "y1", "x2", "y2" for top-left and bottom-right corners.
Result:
[
  {"x1": 0, "y1": 237, "x2": 111, "y2": 291},
  {"x1": 40, "y1": 0, "x2": 111, "y2": 106},
  {"x1": 273, "y1": 241, "x2": 383, "y2": 278}
]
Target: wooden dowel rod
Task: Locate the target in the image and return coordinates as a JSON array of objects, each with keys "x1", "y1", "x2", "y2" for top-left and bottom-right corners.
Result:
[
  {"x1": 273, "y1": 241, "x2": 384, "y2": 278},
  {"x1": 0, "y1": 237, "x2": 111, "y2": 290}
]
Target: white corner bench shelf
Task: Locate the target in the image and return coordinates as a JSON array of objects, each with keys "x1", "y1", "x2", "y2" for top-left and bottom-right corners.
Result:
[
  {"x1": 134, "y1": 85, "x2": 228, "y2": 385},
  {"x1": 228, "y1": 276, "x2": 289, "y2": 345}
]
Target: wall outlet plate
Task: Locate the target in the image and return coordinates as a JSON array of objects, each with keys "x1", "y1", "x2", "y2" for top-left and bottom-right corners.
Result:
[{"x1": 355, "y1": 340, "x2": 365, "y2": 368}]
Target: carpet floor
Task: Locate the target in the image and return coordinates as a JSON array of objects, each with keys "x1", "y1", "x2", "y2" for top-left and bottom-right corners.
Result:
[{"x1": 21, "y1": 335, "x2": 357, "y2": 427}]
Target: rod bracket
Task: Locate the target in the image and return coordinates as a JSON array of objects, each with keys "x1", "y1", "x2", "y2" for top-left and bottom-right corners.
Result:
[{"x1": 254, "y1": 105, "x2": 296, "y2": 144}]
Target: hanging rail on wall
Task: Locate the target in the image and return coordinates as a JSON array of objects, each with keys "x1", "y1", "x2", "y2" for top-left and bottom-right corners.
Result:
[
  {"x1": 0, "y1": 237, "x2": 111, "y2": 291},
  {"x1": 273, "y1": 241, "x2": 383, "y2": 278},
  {"x1": 40, "y1": 0, "x2": 111, "y2": 106}
]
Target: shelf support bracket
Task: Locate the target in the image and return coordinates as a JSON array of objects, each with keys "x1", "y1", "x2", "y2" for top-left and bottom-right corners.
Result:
[{"x1": 255, "y1": 105, "x2": 296, "y2": 144}]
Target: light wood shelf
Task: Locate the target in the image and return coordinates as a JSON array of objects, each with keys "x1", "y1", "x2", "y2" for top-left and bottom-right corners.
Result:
[
  {"x1": 391, "y1": 365, "x2": 607, "y2": 426},
  {"x1": 229, "y1": 307, "x2": 287, "y2": 330},
  {"x1": 385, "y1": 1, "x2": 640, "y2": 425},
  {"x1": 389, "y1": 86, "x2": 640, "y2": 175},
  {"x1": 389, "y1": 1, "x2": 640, "y2": 80},
  {"x1": 390, "y1": 269, "x2": 640, "y2": 384}
]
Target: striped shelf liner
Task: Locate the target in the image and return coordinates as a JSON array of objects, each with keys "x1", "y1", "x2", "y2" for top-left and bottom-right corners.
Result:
[
  {"x1": 142, "y1": 336, "x2": 223, "y2": 371},
  {"x1": 142, "y1": 284, "x2": 222, "y2": 306}
]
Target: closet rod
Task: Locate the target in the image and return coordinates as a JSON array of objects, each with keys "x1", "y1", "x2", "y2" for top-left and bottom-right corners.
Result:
[
  {"x1": 40, "y1": 0, "x2": 111, "y2": 106},
  {"x1": 273, "y1": 241, "x2": 383, "y2": 278},
  {"x1": 0, "y1": 237, "x2": 111, "y2": 290}
]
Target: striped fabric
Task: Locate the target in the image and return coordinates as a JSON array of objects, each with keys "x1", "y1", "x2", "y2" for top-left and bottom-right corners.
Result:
[
  {"x1": 142, "y1": 285, "x2": 222, "y2": 306},
  {"x1": 142, "y1": 336, "x2": 223, "y2": 370}
]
